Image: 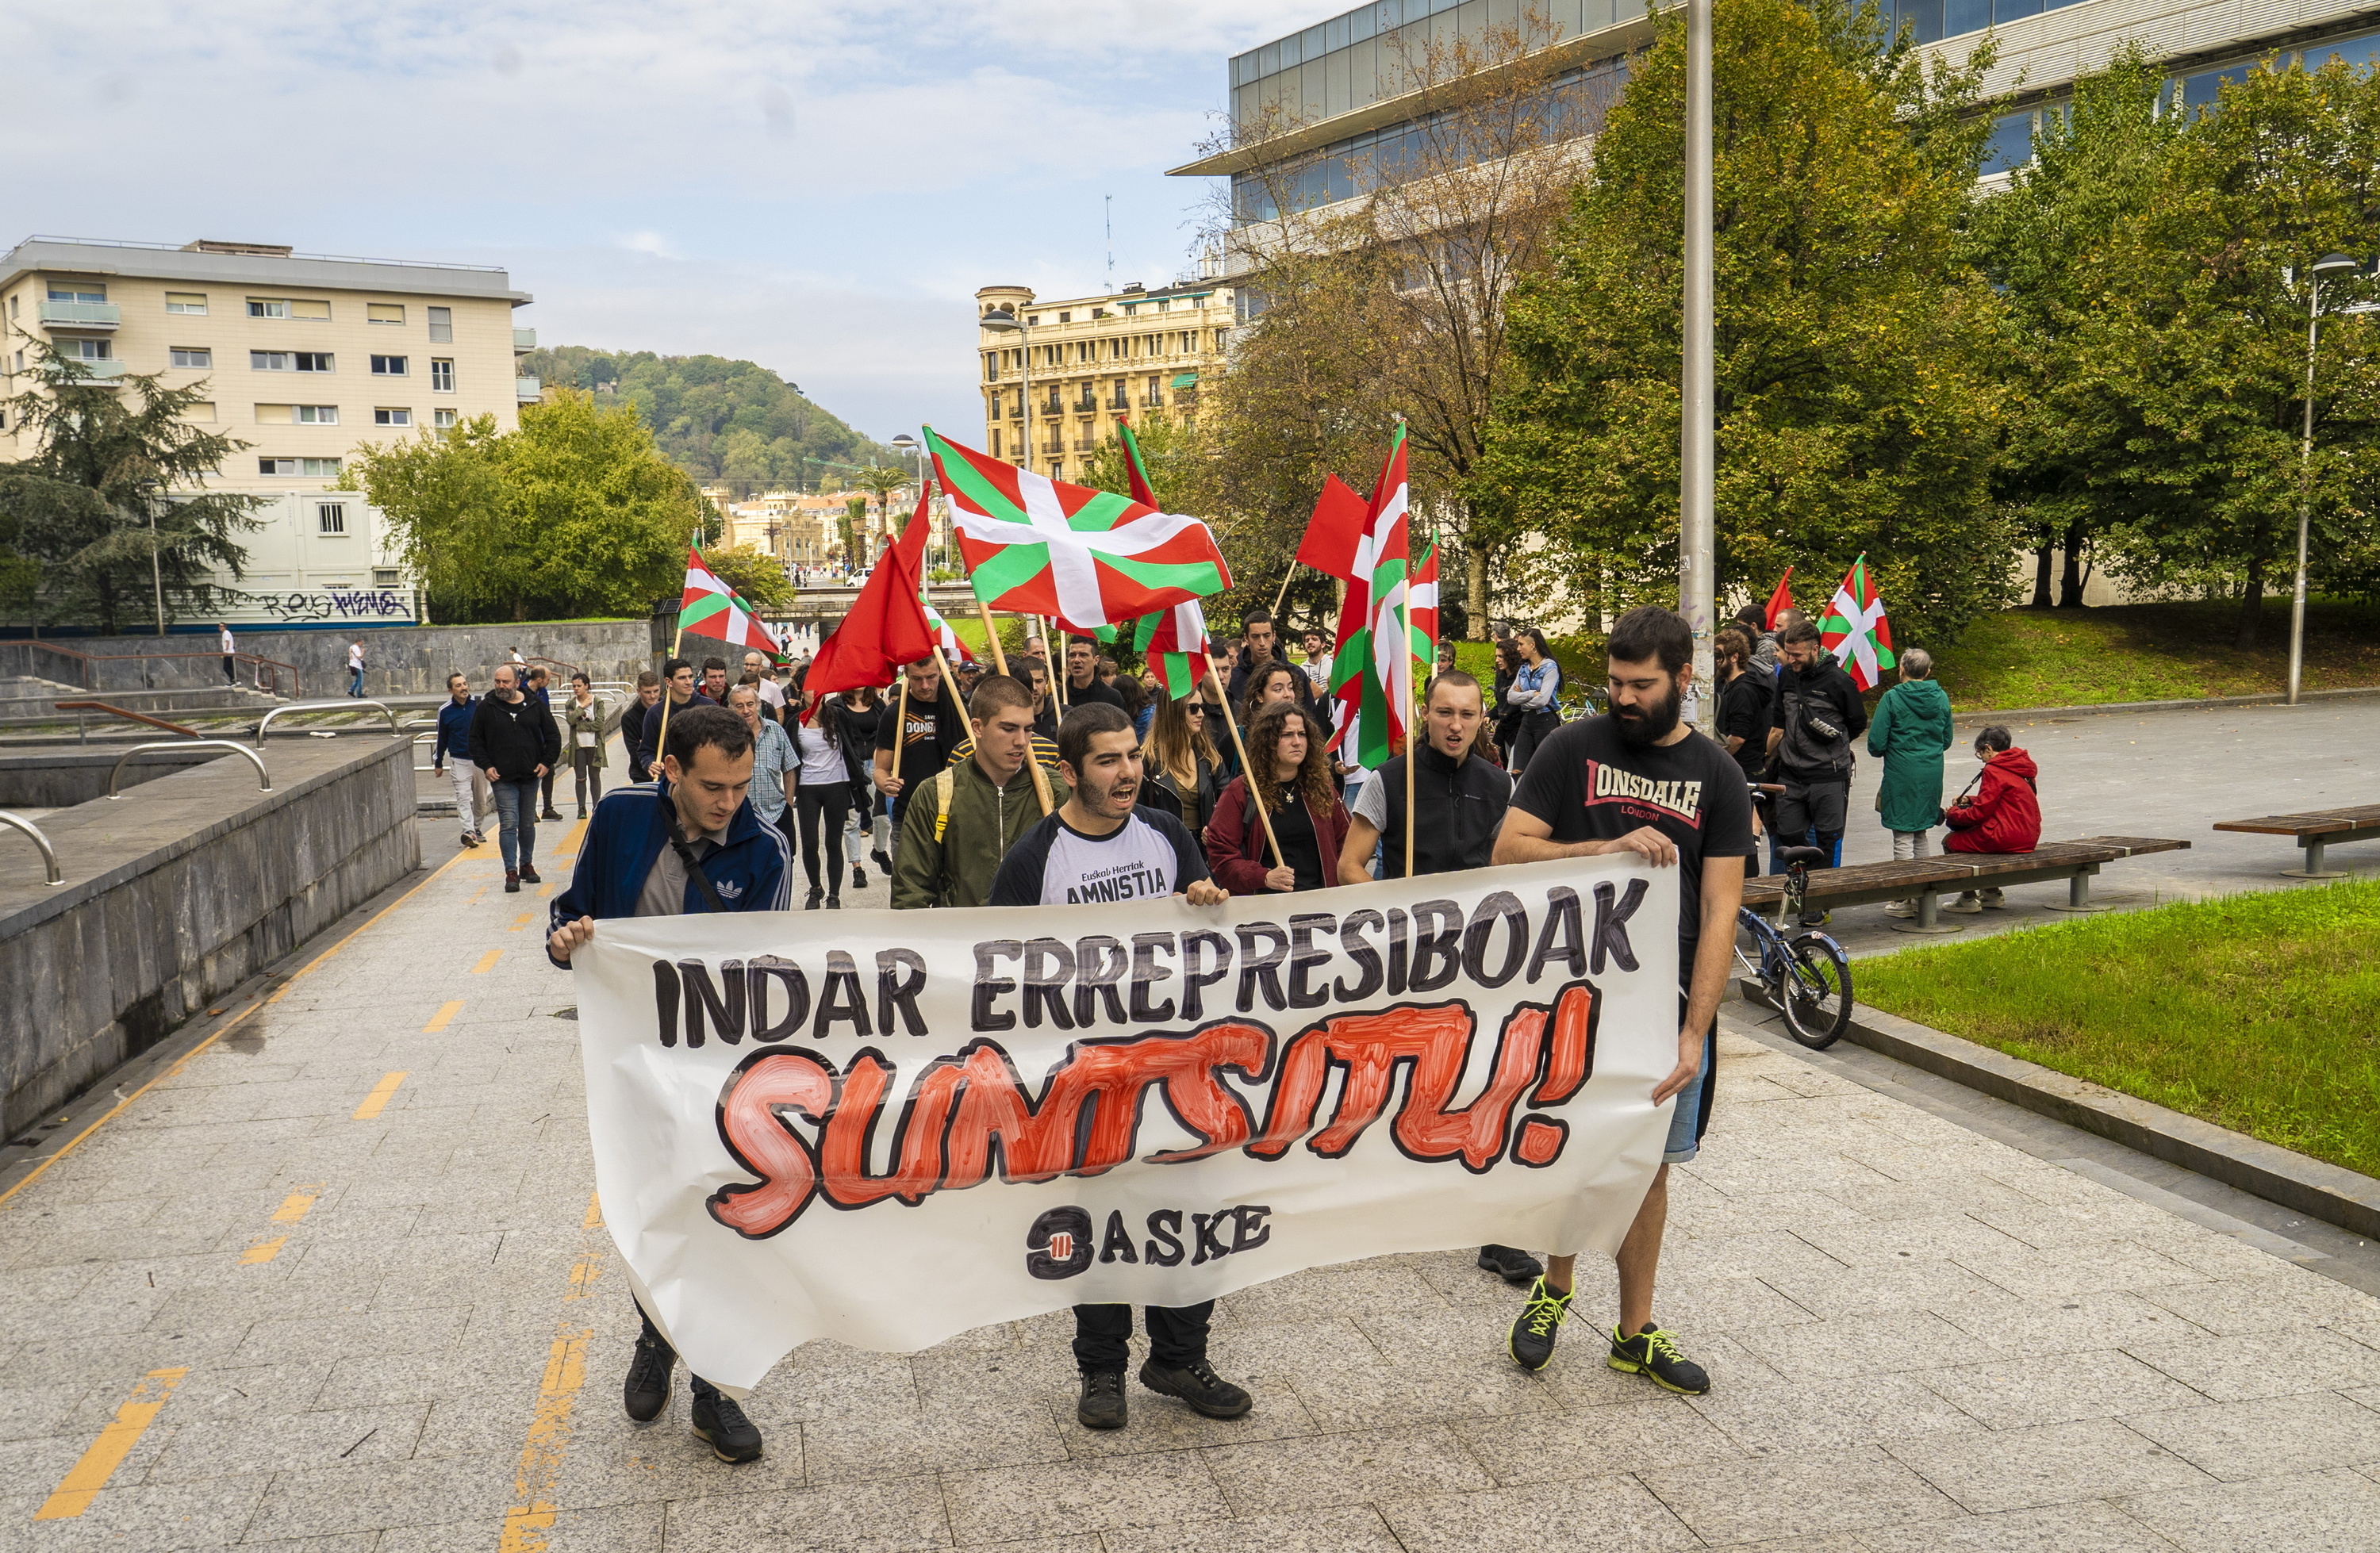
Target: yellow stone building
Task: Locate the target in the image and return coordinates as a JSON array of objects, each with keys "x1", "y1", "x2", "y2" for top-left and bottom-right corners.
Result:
[{"x1": 973, "y1": 282, "x2": 1234, "y2": 485}]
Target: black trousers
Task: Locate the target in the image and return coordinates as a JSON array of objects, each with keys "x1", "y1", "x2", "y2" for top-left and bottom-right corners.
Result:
[
  {"x1": 637, "y1": 1303, "x2": 722, "y2": 1402},
  {"x1": 1072, "y1": 1302, "x2": 1214, "y2": 1372},
  {"x1": 794, "y1": 784, "x2": 851, "y2": 893}
]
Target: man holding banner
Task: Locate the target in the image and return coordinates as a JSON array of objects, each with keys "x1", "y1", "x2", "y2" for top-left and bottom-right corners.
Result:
[{"x1": 1491, "y1": 607, "x2": 1753, "y2": 1394}]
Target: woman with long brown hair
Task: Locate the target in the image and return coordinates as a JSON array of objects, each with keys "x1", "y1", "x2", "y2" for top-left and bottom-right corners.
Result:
[
  {"x1": 1205, "y1": 700, "x2": 1348, "y2": 895},
  {"x1": 1141, "y1": 694, "x2": 1222, "y2": 832},
  {"x1": 1237, "y1": 661, "x2": 1303, "y2": 734}
]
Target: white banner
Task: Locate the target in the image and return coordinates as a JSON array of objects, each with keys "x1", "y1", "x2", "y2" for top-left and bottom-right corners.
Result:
[{"x1": 574, "y1": 855, "x2": 1679, "y2": 1392}]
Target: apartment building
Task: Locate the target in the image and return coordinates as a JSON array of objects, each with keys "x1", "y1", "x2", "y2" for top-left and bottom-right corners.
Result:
[
  {"x1": 0, "y1": 236, "x2": 536, "y2": 630},
  {"x1": 1173, "y1": 0, "x2": 2380, "y2": 229},
  {"x1": 973, "y1": 282, "x2": 1234, "y2": 485}
]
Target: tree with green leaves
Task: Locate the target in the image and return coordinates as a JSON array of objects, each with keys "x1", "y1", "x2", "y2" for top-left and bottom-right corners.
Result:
[
  {"x1": 2063, "y1": 59, "x2": 2380, "y2": 647},
  {"x1": 701, "y1": 545, "x2": 797, "y2": 611},
  {"x1": 1474, "y1": 0, "x2": 2016, "y2": 646},
  {"x1": 0, "y1": 340, "x2": 260, "y2": 635},
  {"x1": 340, "y1": 389, "x2": 704, "y2": 623}
]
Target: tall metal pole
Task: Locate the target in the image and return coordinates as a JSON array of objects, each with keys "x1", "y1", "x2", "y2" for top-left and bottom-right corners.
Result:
[
  {"x1": 2287, "y1": 277, "x2": 2320, "y2": 708},
  {"x1": 1679, "y1": 0, "x2": 1716, "y2": 729},
  {"x1": 148, "y1": 506, "x2": 167, "y2": 637}
]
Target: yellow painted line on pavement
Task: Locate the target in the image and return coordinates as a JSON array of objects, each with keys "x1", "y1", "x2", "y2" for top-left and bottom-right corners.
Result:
[
  {"x1": 473, "y1": 949, "x2": 504, "y2": 974},
  {"x1": 35, "y1": 1367, "x2": 189, "y2": 1519},
  {"x1": 1, "y1": 842, "x2": 477, "y2": 1213},
  {"x1": 508, "y1": 913, "x2": 535, "y2": 931},
  {"x1": 556, "y1": 818, "x2": 588, "y2": 853},
  {"x1": 352, "y1": 1072, "x2": 409, "y2": 1120},
  {"x1": 536, "y1": 882, "x2": 556, "y2": 899},
  {"x1": 271, "y1": 1187, "x2": 321, "y2": 1223},
  {"x1": 497, "y1": 1191, "x2": 611, "y2": 1552},
  {"x1": 240, "y1": 1235, "x2": 288, "y2": 1265},
  {"x1": 424, "y1": 1000, "x2": 465, "y2": 1033},
  {"x1": 582, "y1": 1191, "x2": 603, "y2": 1230}
]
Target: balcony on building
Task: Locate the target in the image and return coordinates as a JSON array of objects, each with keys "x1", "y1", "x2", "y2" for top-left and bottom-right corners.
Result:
[
  {"x1": 38, "y1": 300, "x2": 121, "y2": 330},
  {"x1": 516, "y1": 375, "x2": 542, "y2": 401},
  {"x1": 513, "y1": 328, "x2": 537, "y2": 352},
  {"x1": 61, "y1": 359, "x2": 129, "y2": 384}
]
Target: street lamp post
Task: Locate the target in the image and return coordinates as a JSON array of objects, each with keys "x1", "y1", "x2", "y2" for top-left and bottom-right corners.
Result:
[
  {"x1": 1679, "y1": 0, "x2": 1716, "y2": 730},
  {"x1": 979, "y1": 309, "x2": 1034, "y2": 477},
  {"x1": 2289, "y1": 252, "x2": 2363, "y2": 707}
]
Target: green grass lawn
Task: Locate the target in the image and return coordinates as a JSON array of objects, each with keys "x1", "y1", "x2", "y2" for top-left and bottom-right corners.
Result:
[
  {"x1": 1930, "y1": 600, "x2": 2380, "y2": 712},
  {"x1": 1858, "y1": 880, "x2": 2380, "y2": 1177}
]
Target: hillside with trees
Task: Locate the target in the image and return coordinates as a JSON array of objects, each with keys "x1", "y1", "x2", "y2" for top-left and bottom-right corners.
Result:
[{"x1": 520, "y1": 346, "x2": 903, "y2": 498}]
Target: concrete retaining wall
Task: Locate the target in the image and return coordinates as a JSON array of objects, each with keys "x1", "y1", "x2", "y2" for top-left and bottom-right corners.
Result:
[
  {"x1": 1, "y1": 621, "x2": 654, "y2": 700},
  {"x1": 0, "y1": 750, "x2": 228, "y2": 809},
  {"x1": 0, "y1": 738, "x2": 419, "y2": 1137}
]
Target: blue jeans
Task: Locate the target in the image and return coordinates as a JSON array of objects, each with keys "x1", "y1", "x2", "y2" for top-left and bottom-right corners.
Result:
[
  {"x1": 491, "y1": 778, "x2": 539, "y2": 870},
  {"x1": 1664, "y1": 1028, "x2": 1714, "y2": 1165},
  {"x1": 347, "y1": 666, "x2": 364, "y2": 696}
]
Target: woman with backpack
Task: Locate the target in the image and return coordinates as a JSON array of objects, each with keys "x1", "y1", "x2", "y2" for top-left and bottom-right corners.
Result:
[{"x1": 1205, "y1": 700, "x2": 1349, "y2": 895}]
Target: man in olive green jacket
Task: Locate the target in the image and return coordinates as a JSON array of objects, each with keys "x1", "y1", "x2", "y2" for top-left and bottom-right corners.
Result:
[
  {"x1": 1866, "y1": 648, "x2": 1956, "y2": 916},
  {"x1": 892, "y1": 674, "x2": 1071, "y2": 910}
]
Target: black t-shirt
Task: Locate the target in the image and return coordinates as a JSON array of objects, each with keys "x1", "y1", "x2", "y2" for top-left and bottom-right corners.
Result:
[
  {"x1": 988, "y1": 807, "x2": 1210, "y2": 907},
  {"x1": 1061, "y1": 676, "x2": 1127, "y2": 711},
  {"x1": 1717, "y1": 670, "x2": 1773, "y2": 781},
  {"x1": 875, "y1": 692, "x2": 965, "y2": 815},
  {"x1": 1509, "y1": 715, "x2": 1756, "y2": 978},
  {"x1": 1267, "y1": 784, "x2": 1326, "y2": 891}
]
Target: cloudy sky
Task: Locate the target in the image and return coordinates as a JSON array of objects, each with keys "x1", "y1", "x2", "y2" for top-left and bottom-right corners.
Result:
[{"x1": 6, "y1": 0, "x2": 1288, "y2": 443}]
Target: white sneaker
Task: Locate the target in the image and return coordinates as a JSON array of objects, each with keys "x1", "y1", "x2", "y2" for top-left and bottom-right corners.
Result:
[
  {"x1": 1943, "y1": 893, "x2": 1983, "y2": 915},
  {"x1": 1883, "y1": 900, "x2": 1917, "y2": 918},
  {"x1": 1979, "y1": 888, "x2": 2007, "y2": 909}
]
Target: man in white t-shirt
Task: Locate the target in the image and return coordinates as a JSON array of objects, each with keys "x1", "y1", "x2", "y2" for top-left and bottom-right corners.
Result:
[
  {"x1": 741, "y1": 650, "x2": 786, "y2": 712},
  {"x1": 985, "y1": 703, "x2": 1244, "y2": 1434},
  {"x1": 217, "y1": 623, "x2": 237, "y2": 685},
  {"x1": 346, "y1": 639, "x2": 366, "y2": 698}
]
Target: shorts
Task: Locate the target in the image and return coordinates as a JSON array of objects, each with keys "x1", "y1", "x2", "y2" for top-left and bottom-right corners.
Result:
[{"x1": 1663, "y1": 994, "x2": 1712, "y2": 1166}]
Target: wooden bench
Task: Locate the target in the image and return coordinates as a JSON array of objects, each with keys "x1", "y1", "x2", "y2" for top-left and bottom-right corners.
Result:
[
  {"x1": 2211, "y1": 805, "x2": 2380, "y2": 880},
  {"x1": 1741, "y1": 836, "x2": 2193, "y2": 933}
]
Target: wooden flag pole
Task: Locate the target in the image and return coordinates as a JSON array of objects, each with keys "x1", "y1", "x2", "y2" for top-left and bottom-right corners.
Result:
[
  {"x1": 1271, "y1": 564, "x2": 1298, "y2": 618},
  {"x1": 653, "y1": 624, "x2": 685, "y2": 774},
  {"x1": 1207, "y1": 654, "x2": 1284, "y2": 871},
  {"x1": 975, "y1": 600, "x2": 1052, "y2": 815},
  {"x1": 1403, "y1": 659, "x2": 1418, "y2": 880},
  {"x1": 1046, "y1": 615, "x2": 1067, "y2": 709}
]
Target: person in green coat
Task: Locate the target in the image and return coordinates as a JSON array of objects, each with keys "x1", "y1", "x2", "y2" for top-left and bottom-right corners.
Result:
[{"x1": 1866, "y1": 649, "x2": 1955, "y2": 918}]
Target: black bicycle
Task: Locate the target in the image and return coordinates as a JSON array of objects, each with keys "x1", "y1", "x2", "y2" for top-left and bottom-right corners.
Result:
[{"x1": 1737, "y1": 841, "x2": 1854, "y2": 1049}]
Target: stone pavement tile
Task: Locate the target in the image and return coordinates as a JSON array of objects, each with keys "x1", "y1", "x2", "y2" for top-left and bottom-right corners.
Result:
[
  {"x1": 0, "y1": 1431, "x2": 108, "y2": 1496},
  {"x1": 0, "y1": 1280, "x2": 174, "y2": 1342},
  {"x1": 0, "y1": 1382, "x2": 86, "y2": 1444},
  {"x1": 1957, "y1": 1242, "x2": 2209, "y2": 1300},
  {"x1": 1761, "y1": 1259, "x2": 2021, "y2": 1320},
  {"x1": 1052, "y1": 1377, "x2": 1319, "y2": 1458},
  {"x1": 1200, "y1": 1317, "x2": 1384, "y2": 1386},
  {"x1": 1886, "y1": 1417, "x2": 2212, "y2": 1513},
  {"x1": 244, "y1": 1447, "x2": 524, "y2": 1540},
  {"x1": 2123, "y1": 1329, "x2": 2380, "y2": 1402},
  {"x1": 2140, "y1": 1228, "x2": 2337, "y2": 1282},
  {"x1": 141, "y1": 1401, "x2": 428, "y2": 1482},
  {"x1": 1413, "y1": 1253, "x2": 1550, "y2": 1310},
  {"x1": 1933, "y1": 1290, "x2": 2210, "y2": 1356},
  {"x1": 1453, "y1": 1397, "x2": 1742, "y2": 1482},
  {"x1": 1818, "y1": 1176, "x2": 2040, "y2": 1224},
  {"x1": 942, "y1": 1448, "x2": 1220, "y2": 1543},
  {"x1": 13, "y1": 1325, "x2": 255, "y2": 1397},
  {"x1": 743, "y1": 1341, "x2": 919, "y2": 1423},
  {"x1": 1103, "y1": 1504, "x2": 1403, "y2": 1553},
  {"x1": 1687, "y1": 1371, "x2": 1987, "y2": 1454},
  {"x1": 235, "y1": 1533, "x2": 382, "y2": 1551},
  {"x1": 148, "y1": 1274, "x2": 376, "y2": 1333},
  {"x1": 1213, "y1": 1261, "x2": 1449, "y2": 1325},
  {"x1": 1636, "y1": 1440, "x2": 1961, "y2": 1543},
  {"x1": 313, "y1": 1345, "x2": 511, "y2": 1408},
  {"x1": 1660, "y1": 1231, "x2": 1851, "y2": 1286},
  {"x1": 1280, "y1": 1343, "x2": 1558, "y2": 1432},
  {"x1": 0, "y1": 1262, "x2": 100, "y2": 1308},
  {"x1": 666, "y1": 1479, "x2": 949, "y2": 1553},
  {"x1": 1856, "y1": 1500, "x2": 2179, "y2": 1551},
  {"x1": 1739, "y1": 1311, "x2": 2001, "y2": 1379},
  {"x1": 4, "y1": 1221, "x2": 244, "y2": 1271},
  {"x1": 2116, "y1": 1466, "x2": 2380, "y2": 1552},
  {"x1": 1676, "y1": 1151, "x2": 1899, "y2": 1201},
  {"x1": 0, "y1": 1473, "x2": 271, "y2": 1550},
  {"x1": 10, "y1": 1195, "x2": 175, "y2": 1238},
  {"x1": 2140, "y1": 1272, "x2": 2380, "y2": 1336},
  {"x1": 2121, "y1": 1391, "x2": 2380, "y2": 1482},
  {"x1": 233, "y1": 1302, "x2": 470, "y2": 1363},
  {"x1": 801, "y1": 1398, "x2": 1071, "y2": 1483},
  {"x1": 2336, "y1": 1322, "x2": 2380, "y2": 1355},
  {"x1": 1912, "y1": 1348, "x2": 2204, "y2": 1430},
  {"x1": 1670, "y1": 1190, "x2": 1874, "y2": 1240},
  {"x1": 1204, "y1": 1425, "x2": 1491, "y2": 1517},
  {"x1": 1791, "y1": 1215, "x2": 2038, "y2": 1271},
  {"x1": 1379, "y1": 1473, "x2": 1700, "y2": 1551},
  {"x1": 1648, "y1": 1274, "x2": 1824, "y2": 1334},
  {"x1": 374, "y1": 1501, "x2": 666, "y2": 1553}
]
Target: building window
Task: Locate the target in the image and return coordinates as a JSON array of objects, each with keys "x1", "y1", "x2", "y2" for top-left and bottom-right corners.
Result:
[
  {"x1": 430, "y1": 359, "x2": 455, "y2": 392},
  {"x1": 304, "y1": 457, "x2": 340, "y2": 476},
  {"x1": 171, "y1": 347, "x2": 212, "y2": 369},
  {"x1": 248, "y1": 297, "x2": 331, "y2": 320},
  {"x1": 367, "y1": 303, "x2": 405, "y2": 324},
  {"x1": 252, "y1": 351, "x2": 290, "y2": 371},
  {"x1": 184, "y1": 401, "x2": 215, "y2": 421},
  {"x1": 372, "y1": 567, "x2": 401, "y2": 586},
  {"x1": 48, "y1": 285, "x2": 106, "y2": 304},
  {"x1": 985, "y1": 355, "x2": 999, "y2": 382},
  {"x1": 165, "y1": 292, "x2": 207, "y2": 315},
  {"x1": 297, "y1": 353, "x2": 332, "y2": 373},
  {"x1": 317, "y1": 504, "x2": 347, "y2": 535},
  {"x1": 295, "y1": 405, "x2": 339, "y2": 424},
  {"x1": 991, "y1": 428, "x2": 1003, "y2": 457},
  {"x1": 432, "y1": 408, "x2": 458, "y2": 429},
  {"x1": 61, "y1": 338, "x2": 112, "y2": 361},
  {"x1": 1058, "y1": 311, "x2": 1073, "y2": 322},
  {"x1": 248, "y1": 299, "x2": 290, "y2": 318},
  {"x1": 374, "y1": 408, "x2": 413, "y2": 427},
  {"x1": 370, "y1": 355, "x2": 408, "y2": 375},
  {"x1": 255, "y1": 405, "x2": 293, "y2": 424},
  {"x1": 428, "y1": 306, "x2": 453, "y2": 343},
  {"x1": 1983, "y1": 109, "x2": 2036, "y2": 174}
]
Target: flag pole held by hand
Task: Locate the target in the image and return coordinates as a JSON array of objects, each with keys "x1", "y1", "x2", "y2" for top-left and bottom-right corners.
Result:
[
  {"x1": 973, "y1": 600, "x2": 1051, "y2": 815},
  {"x1": 1207, "y1": 655, "x2": 1283, "y2": 870}
]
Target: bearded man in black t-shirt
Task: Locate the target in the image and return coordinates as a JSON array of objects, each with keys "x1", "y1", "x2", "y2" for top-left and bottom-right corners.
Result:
[{"x1": 1491, "y1": 605, "x2": 1754, "y2": 1396}]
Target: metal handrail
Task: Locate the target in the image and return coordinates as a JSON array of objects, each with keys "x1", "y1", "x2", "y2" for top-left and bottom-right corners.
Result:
[
  {"x1": 0, "y1": 639, "x2": 301, "y2": 699},
  {"x1": 107, "y1": 740, "x2": 271, "y2": 800},
  {"x1": 255, "y1": 700, "x2": 399, "y2": 746},
  {"x1": 53, "y1": 700, "x2": 201, "y2": 738},
  {"x1": 0, "y1": 810, "x2": 63, "y2": 886}
]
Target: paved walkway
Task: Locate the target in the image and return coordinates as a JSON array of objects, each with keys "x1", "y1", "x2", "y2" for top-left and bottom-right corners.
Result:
[{"x1": 4, "y1": 736, "x2": 2378, "y2": 1551}]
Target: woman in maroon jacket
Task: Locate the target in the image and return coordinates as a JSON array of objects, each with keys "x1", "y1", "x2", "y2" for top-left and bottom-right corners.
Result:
[
  {"x1": 1206, "y1": 700, "x2": 1349, "y2": 895},
  {"x1": 1942, "y1": 724, "x2": 2040, "y2": 912}
]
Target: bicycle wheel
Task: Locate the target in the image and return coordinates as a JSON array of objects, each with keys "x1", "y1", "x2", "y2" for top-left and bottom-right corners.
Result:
[{"x1": 1778, "y1": 930, "x2": 1853, "y2": 1050}]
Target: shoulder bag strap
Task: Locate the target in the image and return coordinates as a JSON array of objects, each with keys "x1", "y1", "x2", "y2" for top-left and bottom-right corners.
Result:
[{"x1": 662, "y1": 803, "x2": 731, "y2": 915}]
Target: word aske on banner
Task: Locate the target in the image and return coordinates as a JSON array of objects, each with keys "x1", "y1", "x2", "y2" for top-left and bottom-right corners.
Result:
[{"x1": 573, "y1": 856, "x2": 1680, "y2": 1392}]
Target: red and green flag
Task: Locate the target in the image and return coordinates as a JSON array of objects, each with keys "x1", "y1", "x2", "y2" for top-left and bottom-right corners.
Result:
[
  {"x1": 1819, "y1": 554, "x2": 1896, "y2": 691},
  {"x1": 678, "y1": 549, "x2": 788, "y2": 661},
  {"x1": 925, "y1": 426, "x2": 1230, "y2": 635},
  {"x1": 1328, "y1": 424, "x2": 1425, "y2": 769},
  {"x1": 1116, "y1": 421, "x2": 1161, "y2": 510},
  {"x1": 1132, "y1": 599, "x2": 1215, "y2": 700},
  {"x1": 1763, "y1": 567, "x2": 1795, "y2": 630},
  {"x1": 922, "y1": 592, "x2": 973, "y2": 665}
]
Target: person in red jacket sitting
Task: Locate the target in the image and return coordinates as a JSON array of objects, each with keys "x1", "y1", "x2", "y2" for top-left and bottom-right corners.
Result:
[
  {"x1": 1941, "y1": 724, "x2": 2040, "y2": 913},
  {"x1": 1205, "y1": 700, "x2": 1349, "y2": 894}
]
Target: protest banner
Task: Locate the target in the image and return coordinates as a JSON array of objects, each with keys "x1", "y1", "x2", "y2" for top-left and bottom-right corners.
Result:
[{"x1": 573, "y1": 854, "x2": 1680, "y2": 1393}]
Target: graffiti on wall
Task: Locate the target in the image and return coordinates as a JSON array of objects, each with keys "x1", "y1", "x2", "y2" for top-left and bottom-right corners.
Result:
[{"x1": 226, "y1": 589, "x2": 420, "y2": 624}]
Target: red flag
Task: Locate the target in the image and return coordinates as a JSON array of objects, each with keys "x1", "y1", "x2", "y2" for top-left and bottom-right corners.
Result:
[
  {"x1": 1763, "y1": 567, "x2": 1795, "y2": 629},
  {"x1": 1296, "y1": 474, "x2": 1371, "y2": 581},
  {"x1": 804, "y1": 489, "x2": 935, "y2": 709},
  {"x1": 1411, "y1": 543, "x2": 1439, "y2": 652}
]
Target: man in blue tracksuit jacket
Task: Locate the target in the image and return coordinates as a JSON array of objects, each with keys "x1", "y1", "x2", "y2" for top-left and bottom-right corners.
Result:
[
  {"x1": 547, "y1": 703, "x2": 790, "y2": 1466},
  {"x1": 430, "y1": 671, "x2": 487, "y2": 849}
]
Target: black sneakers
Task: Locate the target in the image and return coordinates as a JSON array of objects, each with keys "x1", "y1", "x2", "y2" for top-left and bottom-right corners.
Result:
[
  {"x1": 871, "y1": 846, "x2": 892, "y2": 876},
  {"x1": 804, "y1": 887, "x2": 823, "y2": 911},
  {"x1": 1138, "y1": 1358, "x2": 1252, "y2": 1418},
  {"x1": 826, "y1": 895, "x2": 842, "y2": 910},
  {"x1": 624, "y1": 1333, "x2": 674, "y2": 1423},
  {"x1": 1608, "y1": 1323, "x2": 1712, "y2": 1394},
  {"x1": 1077, "y1": 1369, "x2": 1127, "y2": 1430},
  {"x1": 851, "y1": 866, "x2": 869, "y2": 889},
  {"x1": 1477, "y1": 1245, "x2": 1544, "y2": 1285},
  {"x1": 1508, "y1": 1277, "x2": 1574, "y2": 1371},
  {"x1": 690, "y1": 1388, "x2": 764, "y2": 1463}
]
